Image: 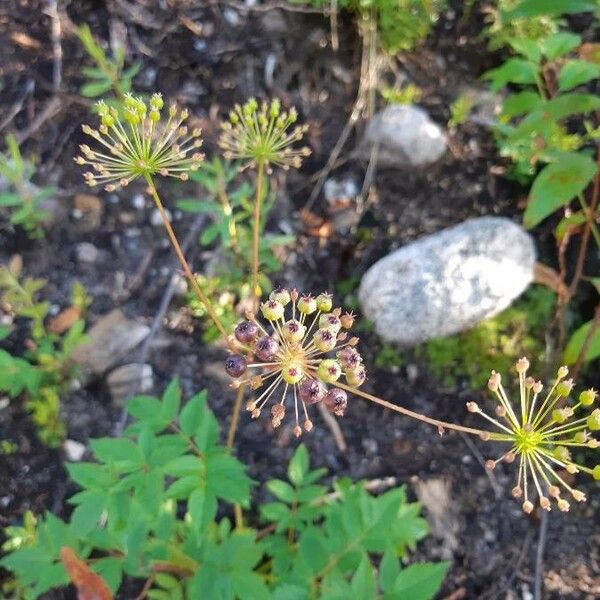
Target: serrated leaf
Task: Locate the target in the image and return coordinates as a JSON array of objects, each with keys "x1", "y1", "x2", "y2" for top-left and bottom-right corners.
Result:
[
  {"x1": 267, "y1": 479, "x2": 296, "y2": 503},
  {"x1": 380, "y1": 544, "x2": 401, "y2": 593},
  {"x1": 483, "y1": 58, "x2": 538, "y2": 91},
  {"x1": 351, "y1": 554, "x2": 376, "y2": 598},
  {"x1": 524, "y1": 153, "x2": 597, "y2": 228},
  {"x1": 558, "y1": 60, "x2": 600, "y2": 91},
  {"x1": 90, "y1": 437, "x2": 142, "y2": 465},
  {"x1": 179, "y1": 391, "x2": 208, "y2": 436},
  {"x1": 298, "y1": 528, "x2": 329, "y2": 573},
  {"x1": 392, "y1": 562, "x2": 450, "y2": 600},
  {"x1": 66, "y1": 462, "x2": 113, "y2": 489},
  {"x1": 160, "y1": 378, "x2": 180, "y2": 422},
  {"x1": 563, "y1": 320, "x2": 600, "y2": 364},
  {"x1": 288, "y1": 444, "x2": 309, "y2": 486},
  {"x1": 541, "y1": 32, "x2": 582, "y2": 60}
]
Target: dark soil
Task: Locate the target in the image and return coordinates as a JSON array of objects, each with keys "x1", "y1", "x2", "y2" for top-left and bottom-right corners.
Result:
[{"x1": 1, "y1": 1, "x2": 599, "y2": 599}]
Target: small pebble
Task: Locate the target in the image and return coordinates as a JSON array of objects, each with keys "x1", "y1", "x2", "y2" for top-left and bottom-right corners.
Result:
[{"x1": 63, "y1": 439, "x2": 86, "y2": 462}]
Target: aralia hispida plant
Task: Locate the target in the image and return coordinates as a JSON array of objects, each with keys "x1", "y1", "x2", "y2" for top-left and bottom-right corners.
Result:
[
  {"x1": 467, "y1": 358, "x2": 600, "y2": 513},
  {"x1": 224, "y1": 288, "x2": 363, "y2": 437}
]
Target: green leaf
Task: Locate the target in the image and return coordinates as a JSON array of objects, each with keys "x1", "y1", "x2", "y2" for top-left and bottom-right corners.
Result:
[
  {"x1": 501, "y1": 91, "x2": 543, "y2": 119},
  {"x1": 66, "y1": 462, "x2": 113, "y2": 489},
  {"x1": 160, "y1": 378, "x2": 181, "y2": 422},
  {"x1": 524, "y1": 153, "x2": 597, "y2": 228},
  {"x1": 267, "y1": 479, "x2": 296, "y2": 503},
  {"x1": 80, "y1": 79, "x2": 113, "y2": 98},
  {"x1": 92, "y1": 557, "x2": 123, "y2": 593},
  {"x1": 299, "y1": 528, "x2": 329, "y2": 573},
  {"x1": 558, "y1": 60, "x2": 600, "y2": 92},
  {"x1": 351, "y1": 554, "x2": 376, "y2": 598},
  {"x1": 483, "y1": 59, "x2": 538, "y2": 91},
  {"x1": 288, "y1": 444, "x2": 309, "y2": 486},
  {"x1": 392, "y1": 562, "x2": 450, "y2": 600},
  {"x1": 379, "y1": 545, "x2": 400, "y2": 593},
  {"x1": 200, "y1": 223, "x2": 220, "y2": 246},
  {"x1": 176, "y1": 199, "x2": 221, "y2": 214},
  {"x1": 0, "y1": 193, "x2": 23, "y2": 206},
  {"x1": 554, "y1": 211, "x2": 587, "y2": 242},
  {"x1": 69, "y1": 492, "x2": 106, "y2": 535},
  {"x1": 506, "y1": 0, "x2": 597, "y2": 18},
  {"x1": 541, "y1": 32, "x2": 582, "y2": 60},
  {"x1": 179, "y1": 390, "x2": 208, "y2": 436},
  {"x1": 563, "y1": 320, "x2": 600, "y2": 364},
  {"x1": 90, "y1": 437, "x2": 142, "y2": 465}
]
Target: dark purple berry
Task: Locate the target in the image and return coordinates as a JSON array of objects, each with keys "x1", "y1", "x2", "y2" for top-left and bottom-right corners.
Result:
[
  {"x1": 299, "y1": 379, "x2": 326, "y2": 405},
  {"x1": 254, "y1": 335, "x2": 279, "y2": 361},
  {"x1": 324, "y1": 388, "x2": 347, "y2": 416},
  {"x1": 234, "y1": 320, "x2": 259, "y2": 344},
  {"x1": 225, "y1": 354, "x2": 247, "y2": 378}
]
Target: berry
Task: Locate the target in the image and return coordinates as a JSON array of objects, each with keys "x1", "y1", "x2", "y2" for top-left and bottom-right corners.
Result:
[
  {"x1": 557, "y1": 379, "x2": 574, "y2": 397},
  {"x1": 255, "y1": 335, "x2": 279, "y2": 361},
  {"x1": 298, "y1": 294, "x2": 317, "y2": 314},
  {"x1": 282, "y1": 363, "x2": 303, "y2": 384},
  {"x1": 337, "y1": 347, "x2": 362, "y2": 372},
  {"x1": 340, "y1": 312, "x2": 355, "y2": 329},
  {"x1": 234, "y1": 320, "x2": 259, "y2": 343},
  {"x1": 319, "y1": 313, "x2": 341, "y2": 333},
  {"x1": 261, "y1": 299, "x2": 284, "y2": 321},
  {"x1": 346, "y1": 367, "x2": 366, "y2": 387},
  {"x1": 317, "y1": 359, "x2": 341, "y2": 383},
  {"x1": 324, "y1": 388, "x2": 347, "y2": 416},
  {"x1": 313, "y1": 328, "x2": 337, "y2": 352},
  {"x1": 225, "y1": 354, "x2": 247, "y2": 378},
  {"x1": 299, "y1": 379, "x2": 326, "y2": 405},
  {"x1": 593, "y1": 465, "x2": 600, "y2": 481},
  {"x1": 316, "y1": 293, "x2": 332, "y2": 312},
  {"x1": 587, "y1": 408, "x2": 600, "y2": 431},
  {"x1": 579, "y1": 389, "x2": 597, "y2": 406},
  {"x1": 270, "y1": 288, "x2": 291, "y2": 306},
  {"x1": 282, "y1": 319, "x2": 306, "y2": 343}
]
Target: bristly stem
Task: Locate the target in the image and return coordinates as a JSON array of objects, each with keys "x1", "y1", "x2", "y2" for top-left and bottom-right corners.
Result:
[
  {"x1": 333, "y1": 381, "x2": 489, "y2": 437},
  {"x1": 144, "y1": 175, "x2": 233, "y2": 350},
  {"x1": 251, "y1": 159, "x2": 266, "y2": 313}
]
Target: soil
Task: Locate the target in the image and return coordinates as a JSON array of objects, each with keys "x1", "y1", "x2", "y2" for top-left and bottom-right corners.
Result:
[{"x1": 1, "y1": 1, "x2": 599, "y2": 599}]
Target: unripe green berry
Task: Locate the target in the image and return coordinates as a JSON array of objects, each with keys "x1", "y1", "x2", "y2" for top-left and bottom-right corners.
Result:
[
  {"x1": 587, "y1": 408, "x2": 600, "y2": 431},
  {"x1": 101, "y1": 114, "x2": 115, "y2": 128},
  {"x1": 282, "y1": 363, "x2": 303, "y2": 384},
  {"x1": 317, "y1": 359, "x2": 341, "y2": 384},
  {"x1": 298, "y1": 294, "x2": 317, "y2": 314},
  {"x1": 313, "y1": 328, "x2": 337, "y2": 352},
  {"x1": 552, "y1": 409, "x2": 567, "y2": 424},
  {"x1": 150, "y1": 93, "x2": 164, "y2": 110},
  {"x1": 270, "y1": 288, "x2": 291, "y2": 306},
  {"x1": 316, "y1": 293, "x2": 333, "y2": 312},
  {"x1": 574, "y1": 431, "x2": 587, "y2": 444},
  {"x1": 579, "y1": 389, "x2": 597, "y2": 406},
  {"x1": 553, "y1": 446, "x2": 570, "y2": 462},
  {"x1": 261, "y1": 299, "x2": 284, "y2": 321},
  {"x1": 150, "y1": 110, "x2": 160, "y2": 123},
  {"x1": 593, "y1": 465, "x2": 600, "y2": 481},
  {"x1": 282, "y1": 319, "x2": 305, "y2": 343},
  {"x1": 346, "y1": 367, "x2": 366, "y2": 387},
  {"x1": 319, "y1": 313, "x2": 341, "y2": 333},
  {"x1": 556, "y1": 379, "x2": 574, "y2": 397}
]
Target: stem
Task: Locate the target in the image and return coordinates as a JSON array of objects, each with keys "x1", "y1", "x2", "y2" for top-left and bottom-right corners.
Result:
[
  {"x1": 333, "y1": 381, "x2": 488, "y2": 437},
  {"x1": 144, "y1": 175, "x2": 233, "y2": 349},
  {"x1": 577, "y1": 193, "x2": 600, "y2": 249},
  {"x1": 227, "y1": 384, "x2": 246, "y2": 449},
  {"x1": 251, "y1": 159, "x2": 265, "y2": 312}
]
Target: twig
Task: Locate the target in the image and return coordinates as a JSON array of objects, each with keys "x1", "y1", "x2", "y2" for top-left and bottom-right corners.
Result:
[
  {"x1": 317, "y1": 402, "x2": 347, "y2": 451},
  {"x1": 0, "y1": 80, "x2": 34, "y2": 133},
  {"x1": 113, "y1": 212, "x2": 208, "y2": 436},
  {"x1": 224, "y1": 0, "x2": 330, "y2": 14},
  {"x1": 533, "y1": 509, "x2": 549, "y2": 600},
  {"x1": 14, "y1": 96, "x2": 63, "y2": 144},
  {"x1": 47, "y1": 0, "x2": 63, "y2": 92},
  {"x1": 459, "y1": 431, "x2": 502, "y2": 499}
]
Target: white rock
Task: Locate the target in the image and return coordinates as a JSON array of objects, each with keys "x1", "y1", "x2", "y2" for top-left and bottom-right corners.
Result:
[
  {"x1": 63, "y1": 439, "x2": 86, "y2": 462},
  {"x1": 360, "y1": 104, "x2": 447, "y2": 167},
  {"x1": 358, "y1": 217, "x2": 536, "y2": 345}
]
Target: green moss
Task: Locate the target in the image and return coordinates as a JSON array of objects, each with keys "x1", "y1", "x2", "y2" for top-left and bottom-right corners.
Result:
[{"x1": 417, "y1": 286, "x2": 555, "y2": 389}]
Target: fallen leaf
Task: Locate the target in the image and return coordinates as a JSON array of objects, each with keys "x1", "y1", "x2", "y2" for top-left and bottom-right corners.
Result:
[
  {"x1": 60, "y1": 547, "x2": 113, "y2": 600},
  {"x1": 48, "y1": 306, "x2": 81, "y2": 334}
]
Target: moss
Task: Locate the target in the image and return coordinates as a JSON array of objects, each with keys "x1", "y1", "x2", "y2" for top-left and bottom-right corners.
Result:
[{"x1": 417, "y1": 286, "x2": 555, "y2": 389}]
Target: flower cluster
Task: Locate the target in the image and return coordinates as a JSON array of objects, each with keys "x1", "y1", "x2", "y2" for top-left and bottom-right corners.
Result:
[
  {"x1": 467, "y1": 358, "x2": 599, "y2": 513},
  {"x1": 75, "y1": 93, "x2": 204, "y2": 191},
  {"x1": 218, "y1": 98, "x2": 310, "y2": 172},
  {"x1": 224, "y1": 289, "x2": 365, "y2": 437}
]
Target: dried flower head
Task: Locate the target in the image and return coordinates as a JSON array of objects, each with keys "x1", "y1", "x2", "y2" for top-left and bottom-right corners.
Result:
[
  {"x1": 75, "y1": 93, "x2": 204, "y2": 191},
  {"x1": 218, "y1": 98, "x2": 310, "y2": 172},
  {"x1": 224, "y1": 289, "x2": 365, "y2": 436},
  {"x1": 468, "y1": 358, "x2": 599, "y2": 513}
]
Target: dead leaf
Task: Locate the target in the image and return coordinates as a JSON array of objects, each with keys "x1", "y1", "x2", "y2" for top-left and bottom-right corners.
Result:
[
  {"x1": 48, "y1": 306, "x2": 81, "y2": 334},
  {"x1": 10, "y1": 31, "x2": 42, "y2": 49},
  {"x1": 60, "y1": 547, "x2": 113, "y2": 600}
]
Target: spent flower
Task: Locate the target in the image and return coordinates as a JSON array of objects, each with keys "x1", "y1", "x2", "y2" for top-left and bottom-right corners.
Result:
[
  {"x1": 75, "y1": 93, "x2": 204, "y2": 191},
  {"x1": 467, "y1": 359, "x2": 599, "y2": 513},
  {"x1": 218, "y1": 98, "x2": 310, "y2": 172},
  {"x1": 224, "y1": 289, "x2": 365, "y2": 437}
]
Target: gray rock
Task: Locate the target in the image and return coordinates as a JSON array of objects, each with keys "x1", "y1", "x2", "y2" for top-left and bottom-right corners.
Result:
[
  {"x1": 107, "y1": 363, "x2": 154, "y2": 405},
  {"x1": 63, "y1": 439, "x2": 86, "y2": 462},
  {"x1": 359, "y1": 104, "x2": 447, "y2": 167},
  {"x1": 75, "y1": 242, "x2": 99, "y2": 264},
  {"x1": 73, "y1": 309, "x2": 150, "y2": 376},
  {"x1": 358, "y1": 217, "x2": 536, "y2": 344}
]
